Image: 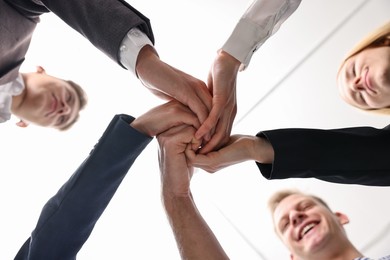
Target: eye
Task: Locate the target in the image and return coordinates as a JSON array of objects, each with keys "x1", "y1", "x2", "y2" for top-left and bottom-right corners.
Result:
[
  {"x1": 301, "y1": 202, "x2": 313, "y2": 211},
  {"x1": 352, "y1": 62, "x2": 356, "y2": 76},
  {"x1": 280, "y1": 221, "x2": 290, "y2": 233}
]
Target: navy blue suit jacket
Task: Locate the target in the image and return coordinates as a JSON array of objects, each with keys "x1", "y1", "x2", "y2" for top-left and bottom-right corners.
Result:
[{"x1": 15, "y1": 114, "x2": 152, "y2": 259}]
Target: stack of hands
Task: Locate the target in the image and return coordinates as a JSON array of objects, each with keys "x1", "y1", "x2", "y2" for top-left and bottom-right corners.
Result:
[
  {"x1": 130, "y1": 42, "x2": 275, "y2": 259},
  {"x1": 130, "y1": 96, "x2": 274, "y2": 259}
]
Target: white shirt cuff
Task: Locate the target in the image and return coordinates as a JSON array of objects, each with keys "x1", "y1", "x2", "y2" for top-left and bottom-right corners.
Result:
[{"x1": 119, "y1": 28, "x2": 154, "y2": 76}]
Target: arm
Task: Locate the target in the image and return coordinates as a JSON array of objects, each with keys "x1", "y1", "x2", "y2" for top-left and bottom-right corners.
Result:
[
  {"x1": 15, "y1": 101, "x2": 200, "y2": 259},
  {"x1": 158, "y1": 125, "x2": 229, "y2": 260},
  {"x1": 188, "y1": 125, "x2": 390, "y2": 186},
  {"x1": 135, "y1": 45, "x2": 212, "y2": 126},
  {"x1": 256, "y1": 126, "x2": 390, "y2": 186},
  {"x1": 186, "y1": 134, "x2": 273, "y2": 173},
  {"x1": 38, "y1": 0, "x2": 212, "y2": 127},
  {"x1": 15, "y1": 114, "x2": 151, "y2": 260},
  {"x1": 195, "y1": 0, "x2": 302, "y2": 153}
]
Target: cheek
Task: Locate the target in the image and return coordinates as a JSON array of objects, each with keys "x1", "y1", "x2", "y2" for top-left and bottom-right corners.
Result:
[{"x1": 377, "y1": 65, "x2": 390, "y2": 87}]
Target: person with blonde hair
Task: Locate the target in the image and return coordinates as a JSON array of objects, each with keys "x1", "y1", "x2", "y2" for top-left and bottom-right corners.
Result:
[
  {"x1": 337, "y1": 21, "x2": 390, "y2": 114},
  {"x1": 268, "y1": 189, "x2": 390, "y2": 260},
  {"x1": 187, "y1": 21, "x2": 390, "y2": 187},
  {"x1": 157, "y1": 126, "x2": 390, "y2": 259}
]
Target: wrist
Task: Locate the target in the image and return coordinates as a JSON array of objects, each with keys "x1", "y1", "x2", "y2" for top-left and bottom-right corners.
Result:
[
  {"x1": 253, "y1": 136, "x2": 274, "y2": 163},
  {"x1": 217, "y1": 50, "x2": 241, "y2": 72},
  {"x1": 129, "y1": 119, "x2": 150, "y2": 137},
  {"x1": 135, "y1": 45, "x2": 160, "y2": 78}
]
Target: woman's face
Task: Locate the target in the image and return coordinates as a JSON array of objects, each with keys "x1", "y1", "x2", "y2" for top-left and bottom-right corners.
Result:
[{"x1": 337, "y1": 46, "x2": 390, "y2": 110}]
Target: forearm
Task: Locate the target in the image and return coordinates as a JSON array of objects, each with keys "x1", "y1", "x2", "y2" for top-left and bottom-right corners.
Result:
[
  {"x1": 15, "y1": 114, "x2": 152, "y2": 259},
  {"x1": 40, "y1": 0, "x2": 154, "y2": 65},
  {"x1": 163, "y1": 193, "x2": 229, "y2": 260}
]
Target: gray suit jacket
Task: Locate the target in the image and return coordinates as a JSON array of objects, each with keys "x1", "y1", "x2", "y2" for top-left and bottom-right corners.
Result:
[{"x1": 0, "y1": 0, "x2": 154, "y2": 85}]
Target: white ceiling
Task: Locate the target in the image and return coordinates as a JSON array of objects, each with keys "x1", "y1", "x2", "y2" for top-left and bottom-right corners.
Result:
[{"x1": 1, "y1": 0, "x2": 389, "y2": 259}]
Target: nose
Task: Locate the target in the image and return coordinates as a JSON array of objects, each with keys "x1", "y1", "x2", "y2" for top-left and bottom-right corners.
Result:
[
  {"x1": 352, "y1": 76, "x2": 365, "y2": 92},
  {"x1": 290, "y1": 210, "x2": 305, "y2": 226},
  {"x1": 58, "y1": 101, "x2": 71, "y2": 115}
]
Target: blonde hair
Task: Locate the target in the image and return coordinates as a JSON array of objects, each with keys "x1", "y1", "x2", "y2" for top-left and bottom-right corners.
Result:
[
  {"x1": 338, "y1": 20, "x2": 390, "y2": 115},
  {"x1": 268, "y1": 189, "x2": 331, "y2": 216},
  {"x1": 59, "y1": 80, "x2": 88, "y2": 131}
]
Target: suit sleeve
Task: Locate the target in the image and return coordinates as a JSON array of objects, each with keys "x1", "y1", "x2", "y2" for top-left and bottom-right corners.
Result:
[
  {"x1": 15, "y1": 114, "x2": 152, "y2": 260},
  {"x1": 40, "y1": 0, "x2": 155, "y2": 66},
  {"x1": 255, "y1": 125, "x2": 390, "y2": 186}
]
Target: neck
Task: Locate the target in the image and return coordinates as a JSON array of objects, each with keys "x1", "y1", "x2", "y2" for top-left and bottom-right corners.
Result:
[{"x1": 296, "y1": 242, "x2": 363, "y2": 260}]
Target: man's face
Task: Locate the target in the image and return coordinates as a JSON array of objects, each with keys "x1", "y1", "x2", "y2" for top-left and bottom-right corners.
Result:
[
  {"x1": 16, "y1": 72, "x2": 81, "y2": 129},
  {"x1": 273, "y1": 194, "x2": 348, "y2": 259}
]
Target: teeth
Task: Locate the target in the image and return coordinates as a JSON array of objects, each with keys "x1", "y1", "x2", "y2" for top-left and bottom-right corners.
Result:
[{"x1": 301, "y1": 223, "x2": 316, "y2": 238}]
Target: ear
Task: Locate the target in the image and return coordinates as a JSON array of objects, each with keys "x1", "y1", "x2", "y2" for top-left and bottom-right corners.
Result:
[
  {"x1": 36, "y1": 66, "x2": 46, "y2": 74},
  {"x1": 16, "y1": 120, "x2": 29, "y2": 128},
  {"x1": 335, "y1": 212, "x2": 349, "y2": 225}
]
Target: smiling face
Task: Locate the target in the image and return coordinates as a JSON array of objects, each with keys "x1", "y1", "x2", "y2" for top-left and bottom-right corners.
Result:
[
  {"x1": 337, "y1": 46, "x2": 390, "y2": 110},
  {"x1": 12, "y1": 71, "x2": 81, "y2": 129},
  {"x1": 273, "y1": 194, "x2": 349, "y2": 260}
]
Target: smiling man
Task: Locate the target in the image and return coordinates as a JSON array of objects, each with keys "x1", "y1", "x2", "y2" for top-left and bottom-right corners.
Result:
[
  {"x1": 1, "y1": 66, "x2": 87, "y2": 130},
  {"x1": 269, "y1": 189, "x2": 390, "y2": 260}
]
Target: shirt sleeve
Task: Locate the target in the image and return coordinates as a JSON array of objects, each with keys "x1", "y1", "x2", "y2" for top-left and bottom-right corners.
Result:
[
  {"x1": 255, "y1": 125, "x2": 390, "y2": 186},
  {"x1": 119, "y1": 27, "x2": 154, "y2": 76},
  {"x1": 0, "y1": 74, "x2": 25, "y2": 123},
  {"x1": 221, "y1": 0, "x2": 302, "y2": 71}
]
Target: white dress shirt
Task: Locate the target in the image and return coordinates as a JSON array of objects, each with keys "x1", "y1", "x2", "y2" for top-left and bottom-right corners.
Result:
[
  {"x1": 119, "y1": 27, "x2": 154, "y2": 76},
  {"x1": 0, "y1": 74, "x2": 24, "y2": 123},
  {"x1": 222, "y1": 0, "x2": 302, "y2": 71}
]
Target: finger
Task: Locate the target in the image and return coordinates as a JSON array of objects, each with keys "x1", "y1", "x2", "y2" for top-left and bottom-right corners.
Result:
[
  {"x1": 186, "y1": 91, "x2": 212, "y2": 125},
  {"x1": 195, "y1": 105, "x2": 221, "y2": 141},
  {"x1": 198, "y1": 111, "x2": 233, "y2": 154},
  {"x1": 197, "y1": 130, "x2": 224, "y2": 155},
  {"x1": 185, "y1": 148, "x2": 210, "y2": 168}
]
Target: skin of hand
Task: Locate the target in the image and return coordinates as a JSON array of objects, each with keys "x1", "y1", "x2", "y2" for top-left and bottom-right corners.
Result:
[
  {"x1": 135, "y1": 45, "x2": 213, "y2": 127},
  {"x1": 194, "y1": 50, "x2": 240, "y2": 154},
  {"x1": 130, "y1": 100, "x2": 200, "y2": 137},
  {"x1": 186, "y1": 134, "x2": 275, "y2": 173},
  {"x1": 157, "y1": 125, "x2": 229, "y2": 260}
]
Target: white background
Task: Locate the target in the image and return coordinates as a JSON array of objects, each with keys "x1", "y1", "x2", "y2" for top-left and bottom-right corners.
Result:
[{"x1": 1, "y1": 0, "x2": 390, "y2": 259}]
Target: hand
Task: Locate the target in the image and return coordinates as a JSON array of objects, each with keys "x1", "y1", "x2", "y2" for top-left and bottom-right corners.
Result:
[
  {"x1": 195, "y1": 50, "x2": 240, "y2": 154},
  {"x1": 186, "y1": 135, "x2": 275, "y2": 173},
  {"x1": 158, "y1": 125, "x2": 229, "y2": 260},
  {"x1": 130, "y1": 100, "x2": 200, "y2": 137},
  {"x1": 157, "y1": 124, "x2": 200, "y2": 197},
  {"x1": 136, "y1": 45, "x2": 212, "y2": 127}
]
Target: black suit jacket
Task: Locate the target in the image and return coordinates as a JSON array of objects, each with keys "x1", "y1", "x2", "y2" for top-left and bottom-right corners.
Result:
[
  {"x1": 256, "y1": 124, "x2": 390, "y2": 186},
  {"x1": 1, "y1": 0, "x2": 154, "y2": 84}
]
